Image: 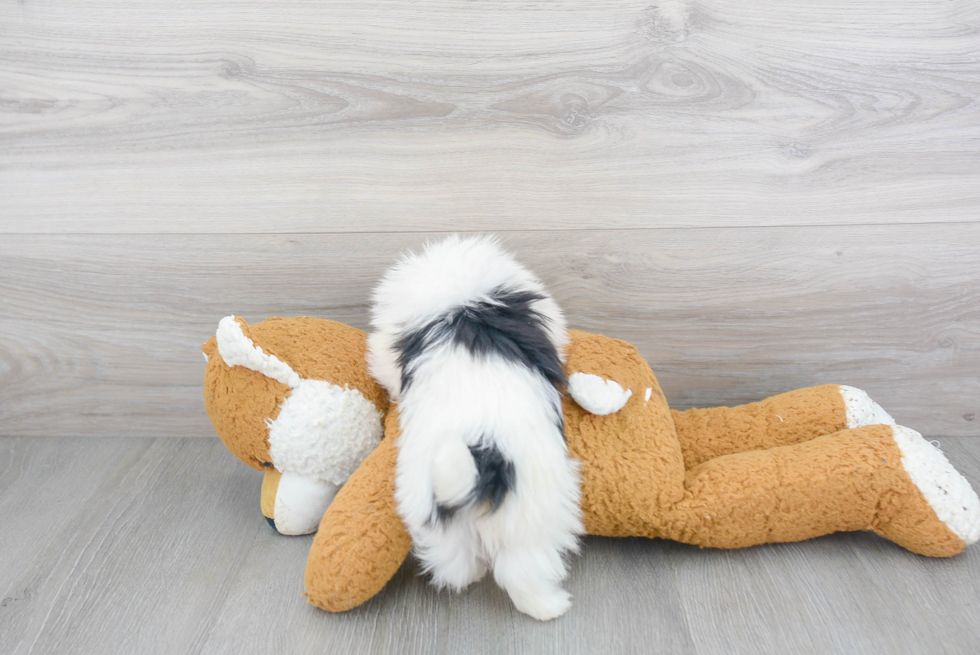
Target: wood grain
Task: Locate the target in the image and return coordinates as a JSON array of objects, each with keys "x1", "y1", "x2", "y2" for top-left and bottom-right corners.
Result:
[
  {"x1": 1, "y1": 436, "x2": 979, "y2": 654},
  {"x1": 3, "y1": 1, "x2": 980, "y2": 650},
  {"x1": 1, "y1": 226, "x2": 978, "y2": 438},
  {"x1": 2, "y1": 1, "x2": 979, "y2": 232},
  {"x1": 0, "y1": 438, "x2": 266, "y2": 655}
]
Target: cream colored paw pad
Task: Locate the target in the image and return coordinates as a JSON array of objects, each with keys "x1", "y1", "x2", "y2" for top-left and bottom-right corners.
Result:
[
  {"x1": 892, "y1": 425, "x2": 980, "y2": 545},
  {"x1": 841, "y1": 385, "x2": 896, "y2": 428}
]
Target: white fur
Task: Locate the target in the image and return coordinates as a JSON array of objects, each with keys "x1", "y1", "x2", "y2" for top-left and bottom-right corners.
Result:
[
  {"x1": 891, "y1": 425, "x2": 980, "y2": 545},
  {"x1": 267, "y1": 379, "x2": 384, "y2": 486},
  {"x1": 369, "y1": 235, "x2": 583, "y2": 621},
  {"x1": 368, "y1": 234, "x2": 568, "y2": 401},
  {"x1": 568, "y1": 372, "x2": 632, "y2": 415},
  {"x1": 431, "y1": 437, "x2": 479, "y2": 507}
]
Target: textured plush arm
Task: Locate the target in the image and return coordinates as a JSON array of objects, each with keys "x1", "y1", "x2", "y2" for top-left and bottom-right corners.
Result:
[{"x1": 304, "y1": 411, "x2": 411, "y2": 612}]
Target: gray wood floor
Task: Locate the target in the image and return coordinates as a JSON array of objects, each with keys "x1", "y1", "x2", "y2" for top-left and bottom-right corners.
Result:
[{"x1": 1, "y1": 435, "x2": 979, "y2": 655}]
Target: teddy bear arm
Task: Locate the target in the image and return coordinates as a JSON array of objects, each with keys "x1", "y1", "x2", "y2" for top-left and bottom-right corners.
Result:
[
  {"x1": 670, "y1": 385, "x2": 850, "y2": 469},
  {"x1": 262, "y1": 467, "x2": 341, "y2": 536},
  {"x1": 304, "y1": 419, "x2": 411, "y2": 613}
]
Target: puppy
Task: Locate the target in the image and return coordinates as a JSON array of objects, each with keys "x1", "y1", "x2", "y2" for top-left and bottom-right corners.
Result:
[{"x1": 367, "y1": 234, "x2": 583, "y2": 621}]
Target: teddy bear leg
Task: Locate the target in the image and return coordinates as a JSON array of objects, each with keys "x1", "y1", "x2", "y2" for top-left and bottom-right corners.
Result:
[
  {"x1": 659, "y1": 424, "x2": 979, "y2": 557},
  {"x1": 670, "y1": 384, "x2": 895, "y2": 469}
]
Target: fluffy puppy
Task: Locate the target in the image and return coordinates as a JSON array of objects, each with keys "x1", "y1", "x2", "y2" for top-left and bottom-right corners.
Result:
[{"x1": 367, "y1": 235, "x2": 583, "y2": 621}]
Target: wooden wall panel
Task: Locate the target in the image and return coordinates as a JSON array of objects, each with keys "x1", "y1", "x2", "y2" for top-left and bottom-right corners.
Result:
[
  {"x1": 2, "y1": 0, "x2": 979, "y2": 233},
  {"x1": 1, "y1": 225, "x2": 977, "y2": 437}
]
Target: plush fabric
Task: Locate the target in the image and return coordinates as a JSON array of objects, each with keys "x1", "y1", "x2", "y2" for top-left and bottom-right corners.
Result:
[
  {"x1": 203, "y1": 317, "x2": 389, "y2": 471},
  {"x1": 203, "y1": 317, "x2": 978, "y2": 615},
  {"x1": 305, "y1": 411, "x2": 412, "y2": 612}
]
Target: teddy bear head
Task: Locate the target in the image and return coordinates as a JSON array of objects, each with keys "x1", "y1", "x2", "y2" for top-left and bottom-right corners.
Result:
[{"x1": 202, "y1": 316, "x2": 389, "y2": 534}]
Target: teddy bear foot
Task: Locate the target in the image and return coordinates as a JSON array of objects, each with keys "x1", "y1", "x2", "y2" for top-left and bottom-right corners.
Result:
[
  {"x1": 875, "y1": 425, "x2": 980, "y2": 556},
  {"x1": 841, "y1": 386, "x2": 897, "y2": 428}
]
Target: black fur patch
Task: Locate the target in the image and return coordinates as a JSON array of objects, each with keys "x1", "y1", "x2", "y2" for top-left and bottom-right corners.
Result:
[
  {"x1": 468, "y1": 442, "x2": 516, "y2": 511},
  {"x1": 399, "y1": 286, "x2": 565, "y2": 524},
  {"x1": 435, "y1": 441, "x2": 516, "y2": 522},
  {"x1": 396, "y1": 287, "x2": 567, "y2": 393}
]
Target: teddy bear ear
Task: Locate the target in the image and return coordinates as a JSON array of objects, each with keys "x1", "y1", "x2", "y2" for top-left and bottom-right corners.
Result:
[
  {"x1": 562, "y1": 330, "x2": 646, "y2": 414},
  {"x1": 568, "y1": 372, "x2": 633, "y2": 415},
  {"x1": 201, "y1": 335, "x2": 218, "y2": 361},
  {"x1": 214, "y1": 315, "x2": 301, "y2": 388}
]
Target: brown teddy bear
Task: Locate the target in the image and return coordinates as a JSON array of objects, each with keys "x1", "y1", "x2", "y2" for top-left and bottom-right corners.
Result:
[
  {"x1": 202, "y1": 316, "x2": 389, "y2": 535},
  {"x1": 202, "y1": 315, "x2": 980, "y2": 613}
]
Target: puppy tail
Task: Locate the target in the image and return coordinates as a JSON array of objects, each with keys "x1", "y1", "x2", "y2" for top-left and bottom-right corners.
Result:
[
  {"x1": 431, "y1": 438, "x2": 516, "y2": 519},
  {"x1": 215, "y1": 315, "x2": 302, "y2": 389},
  {"x1": 431, "y1": 438, "x2": 478, "y2": 509}
]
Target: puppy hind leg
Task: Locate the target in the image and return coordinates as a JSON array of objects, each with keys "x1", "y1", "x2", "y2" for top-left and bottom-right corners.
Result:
[
  {"x1": 415, "y1": 520, "x2": 487, "y2": 592},
  {"x1": 492, "y1": 547, "x2": 571, "y2": 621}
]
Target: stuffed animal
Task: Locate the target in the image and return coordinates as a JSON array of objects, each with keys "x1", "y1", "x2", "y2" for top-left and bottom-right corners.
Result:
[
  {"x1": 202, "y1": 316, "x2": 980, "y2": 614},
  {"x1": 202, "y1": 316, "x2": 389, "y2": 535}
]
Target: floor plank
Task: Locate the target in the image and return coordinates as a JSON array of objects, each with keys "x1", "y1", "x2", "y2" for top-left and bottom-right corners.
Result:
[
  {"x1": 2, "y1": 226, "x2": 978, "y2": 438},
  {"x1": 0, "y1": 438, "x2": 264, "y2": 655},
  {"x1": 673, "y1": 436, "x2": 980, "y2": 655},
  {"x1": 0, "y1": 438, "x2": 150, "y2": 602},
  {"x1": 2, "y1": 1, "x2": 978, "y2": 232},
  {"x1": 0, "y1": 437, "x2": 978, "y2": 654}
]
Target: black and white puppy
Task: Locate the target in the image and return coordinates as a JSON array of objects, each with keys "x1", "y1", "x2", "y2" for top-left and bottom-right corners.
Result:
[{"x1": 367, "y1": 235, "x2": 583, "y2": 621}]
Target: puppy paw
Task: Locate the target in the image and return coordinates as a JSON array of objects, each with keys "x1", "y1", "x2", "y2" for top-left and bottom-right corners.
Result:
[
  {"x1": 431, "y1": 557, "x2": 488, "y2": 592},
  {"x1": 508, "y1": 586, "x2": 572, "y2": 621}
]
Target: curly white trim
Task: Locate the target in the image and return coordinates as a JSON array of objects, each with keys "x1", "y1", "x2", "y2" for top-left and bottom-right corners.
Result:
[
  {"x1": 214, "y1": 313, "x2": 384, "y2": 488},
  {"x1": 568, "y1": 373, "x2": 632, "y2": 415},
  {"x1": 215, "y1": 315, "x2": 301, "y2": 389},
  {"x1": 268, "y1": 379, "x2": 384, "y2": 485},
  {"x1": 841, "y1": 385, "x2": 896, "y2": 428},
  {"x1": 892, "y1": 425, "x2": 980, "y2": 545}
]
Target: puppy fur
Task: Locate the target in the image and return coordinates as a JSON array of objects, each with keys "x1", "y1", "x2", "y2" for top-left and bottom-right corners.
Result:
[{"x1": 367, "y1": 235, "x2": 583, "y2": 621}]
